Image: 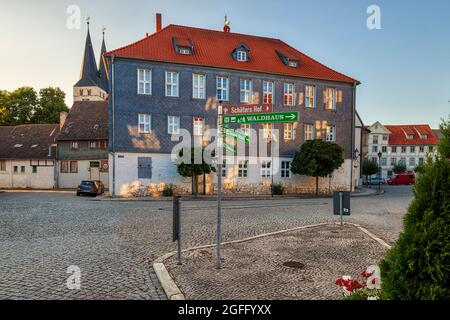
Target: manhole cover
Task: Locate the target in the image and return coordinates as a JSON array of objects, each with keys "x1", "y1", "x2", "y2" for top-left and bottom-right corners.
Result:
[{"x1": 283, "y1": 261, "x2": 305, "y2": 269}]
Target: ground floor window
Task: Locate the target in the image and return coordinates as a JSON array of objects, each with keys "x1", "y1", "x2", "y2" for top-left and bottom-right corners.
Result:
[
  {"x1": 281, "y1": 161, "x2": 291, "y2": 178},
  {"x1": 14, "y1": 166, "x2": 25, "y2": 174},
  {"x1": 261, "y1": 161, "x2": 272, "y2": 178},
  {"x1": 61, "y1": 161, "x2": 69, "y2": 173},
  {"x1": 0, "y1": 160, "x2": 6, "y2": 172},
  {"x1": 238, "y1": 160, "x2": 248, "y2": 178},
  {"x1": 32, "y1": 165, "x2": 37, "y2": 174},
  {"x1": 70, "y1": 161, "x2": 78, "y2": 174}
]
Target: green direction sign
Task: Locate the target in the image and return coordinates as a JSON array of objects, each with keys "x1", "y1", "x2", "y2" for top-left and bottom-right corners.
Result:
[
  {"x1": 223, "y1": 141, "x2": 236, "y2": 154},
  {"x1": 222, "y1": 126, "x2": 250, "y2": 144},
  {"x1": 223, "y1": 112, "x2": 299, "y2": 125}
]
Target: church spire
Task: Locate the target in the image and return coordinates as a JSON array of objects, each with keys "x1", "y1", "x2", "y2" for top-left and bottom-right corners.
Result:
[
  {"x1": 97, "y1": 27, "x2": 109, "y2": 93},
  {"x1": 74, "y1": 17, "x2": 99, "y2": 88}
]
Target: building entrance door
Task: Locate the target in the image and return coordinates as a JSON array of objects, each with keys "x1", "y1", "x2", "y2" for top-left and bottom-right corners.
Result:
[{"x1": 90, "y1": 161, "x2": 100, "y2": 181}]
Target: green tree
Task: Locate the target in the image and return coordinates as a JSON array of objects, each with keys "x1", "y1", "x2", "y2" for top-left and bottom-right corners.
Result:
[
  {"x1": 33, "y1": 87, "x2": 69, "y2": 124},
  {"x1": 393, "y1": 162, "x2": 407, "y2": 174},
  {"x1": 176, "y1": 147, "x2": 216, "y2": 197},
  {"x1": 0, "y1": 90, "x2": 11, "y2": 126},
  {"x1": 362, "y1": 159, "x2": 379, "y2": 182},
  {"x1": 6, "y1": 87, "x2": 38, "y2": 125},
  {"x1": 291, "y1": 140, "x2": 344, "y2": 195},
  {"x1": 437, "y1": 116, "x2": 450, "y2": 159},
  {"x1": 380, "y1": 130, "x2": 450, "y2": 299}
]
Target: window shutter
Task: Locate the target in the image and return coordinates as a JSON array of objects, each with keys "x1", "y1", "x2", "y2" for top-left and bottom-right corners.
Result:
[{"x1": 138, "y1": 157, "x2": 153, "y2": 179}]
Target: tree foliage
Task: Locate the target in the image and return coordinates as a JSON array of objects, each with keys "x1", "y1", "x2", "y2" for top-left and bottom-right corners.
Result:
[
  {"x1": 438, "y1": 116, "x2": 450, "y2": 159},
  {"x1": 362, "y1": 159, "x2": 379, "y2": 180},
  {"x1": 176, "y1": 147, "x2": 216, "y2": 197},
  {"x1": 291, "y1": 140, "x2": 344, "y2": 195},
  {"x1": 0, "y1": 86, "x2": 68, "y2": 126},
  {"x1": 380, "y1": 118, "x2": 450, "y2": 300},
  {"x1": 393, "y1": 162, "x2": 407, "y2": 174},
  {"x1": 33, "y1": 87, "x2": 69, "y2": 124}
]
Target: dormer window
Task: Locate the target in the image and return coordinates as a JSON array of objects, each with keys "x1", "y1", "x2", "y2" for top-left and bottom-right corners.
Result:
[
  {"x1": 233, "y1": 43, "x2": 250, "y2": 62},
  {"x1": 276, "y1": 50, "x2": 300, "y2": 68},
  {"x1": 173, "y1": 37, "x2": 194, "y2": 55},
  {"x1": 407, "y1": 135, "x2": 414, "y2": 140},
  {"x1": 421, "y1": 134, "x2": 428, "y2": 139},
  {"x1": 179, "y1": 47, "x2": 192, "y2": 55},
  {"x1": 237, "y1": 50, "x2": 248, "y2": 62}
]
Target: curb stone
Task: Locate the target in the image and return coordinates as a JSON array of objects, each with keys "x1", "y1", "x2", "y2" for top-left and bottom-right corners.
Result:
[{"x1": 152, "y1": 222, "x2": 390, "y2": 300}]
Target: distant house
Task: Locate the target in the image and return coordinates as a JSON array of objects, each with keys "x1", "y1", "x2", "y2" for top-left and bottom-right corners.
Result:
[
  {"x1": 366, "y1": 122, "x2": 439, "y2": 178},
  {"x1": 56, "y1": 101, "x2": 109, "y2": 189},
  {"x1": 55, "y1": 22, "x2": 109, "y2": 189},
  {"x1": 0, "y1": 124, "x2": 59, "y2": 189}
]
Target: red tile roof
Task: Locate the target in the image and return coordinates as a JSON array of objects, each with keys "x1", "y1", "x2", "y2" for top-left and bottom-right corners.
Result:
[
  {"x1": 385, "y1": 125, "x2": 439, "y2": 146},
  {"x1": 106, "y1": 24, "x2": 359, "y2": 84}
]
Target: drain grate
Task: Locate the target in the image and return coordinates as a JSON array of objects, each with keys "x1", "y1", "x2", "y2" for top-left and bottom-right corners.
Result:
[{"x1": 283, "y1": 261, "x2": 305, "y2": 269}]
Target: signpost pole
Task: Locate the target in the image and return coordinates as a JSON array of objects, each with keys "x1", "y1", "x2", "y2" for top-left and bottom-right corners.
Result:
[
  {"x1": 173, "y1": 196, "x2": 182, "y2": 265},
  {"x1": 216, "y1": 101, "x2": 223, "y2": 270},
  {"x1": 339, "y1": 192, "x2": 343, "y2": 227}
]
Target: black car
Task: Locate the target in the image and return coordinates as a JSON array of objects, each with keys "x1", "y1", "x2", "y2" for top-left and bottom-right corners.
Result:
[{"x1": 76, "y1": 180, "x2": 105, "y2": 197}]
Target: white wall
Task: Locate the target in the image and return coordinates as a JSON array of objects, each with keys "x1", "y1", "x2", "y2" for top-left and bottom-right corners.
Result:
[
  {"x1": 0, "y1": 160, "x2": 55, "y2": 189},
  {"x1": 58, "y1": 160, "x2": 109, "y2": 189},
  {"x1": 110, "y1": 152, "x2": 353, "y2": 197}
]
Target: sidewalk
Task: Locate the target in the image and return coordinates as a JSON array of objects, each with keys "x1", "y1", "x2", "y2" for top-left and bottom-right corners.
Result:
[
  {"x1": 158, "y1": 224, "x2": 389, "y2": 300},
  {"x1": 92, "y1": 188, "x2": 382, "y2": 202}
]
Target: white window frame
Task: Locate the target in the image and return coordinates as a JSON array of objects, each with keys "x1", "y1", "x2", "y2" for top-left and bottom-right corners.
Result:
[
  {"x1": 409, "y1": 158, "x2": 416, "y2": 167},
  {"x1": 193, "y1": 117, "x2": 204, "y2": 136},
  {"x1": 281, "y1": 161, "x2": 291, "y2": 178},
  {"x1": 192, "y1": 74, "x2": 206, "y2": 99},
  {"x1": 240, "y1": 79, "x2": 253, "y2": 104},
  {"x1": 168, "y1": 116, "x2": 180, "y2": 135},
  {"x1": 238, "y1": 160, "x2": 248, "y2": 178},
  {"x1": 261, "y1": 161, "x2": 272, "y2": 178},
  {"x1": 165, "y1": 71, "x2": 179, "y2": 97},
  {"x1": 137, "y1": 68, "x2": 152, "y2": 95},
  {"x1": 326, "y1": 125, "x2": 336, "y2": 142},
  {"x1": 216, "y1": 76, "x2": 229, "y2": 101},
  {"x1": 138, "y1": 114, "x2": 152, "y2": 133},
  {"x1": 325, "y1": 88, "x2": 337, "y2": 110},
  {"x1": 284, "y1": 123, "x2": 294, "y2": 141},
  {"x1": 240, "y1": 124, "x2": 251, "y2": 136},
  {"x1": 263, "y1": 123, "x2": 273, "y2": 140},
  {"x1": 284, "y1": 83, "x2": 295, "y2": 106},
  {"x1": 305, "y1": 85, "x2": 316, "y2": 108},
  {"x1": 263, "y1": 81, "x2": 274, "y2": 104},
  {"x1": 179, "y1": 47, "x2": 192, "y2": 55},
  {"x1": 305, "y1": 124, "x2": 315, "y2": 141},
  {"x1": 236, "y1": 51, "x2": 248, "y2": 62}
]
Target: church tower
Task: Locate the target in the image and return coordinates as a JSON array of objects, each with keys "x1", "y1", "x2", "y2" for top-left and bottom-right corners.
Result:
[{"x1": 73, "y1": 18, "x2": 109, "y2": 102}]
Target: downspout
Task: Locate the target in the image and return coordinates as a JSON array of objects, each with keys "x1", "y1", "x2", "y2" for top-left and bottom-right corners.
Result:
[
  {"x1": 111, "y1": 54, "x2": 116, "y2": 197},
  {"x1": 350, "y1": 83, "x2": 357, "y2": 192}
]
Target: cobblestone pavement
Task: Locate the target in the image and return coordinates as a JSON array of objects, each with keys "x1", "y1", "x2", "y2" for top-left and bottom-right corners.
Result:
[
  {"x1": 0, "y1": 186, "x2": 411, "y2": 300},
  {"x1": 165, "y1": 224, "x2": 388, "y2": 300}
]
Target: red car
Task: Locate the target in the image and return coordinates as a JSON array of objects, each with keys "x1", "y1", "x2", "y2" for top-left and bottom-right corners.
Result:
[{"x1": 387, "y1": 173, "x2": 416, "y2": 185}]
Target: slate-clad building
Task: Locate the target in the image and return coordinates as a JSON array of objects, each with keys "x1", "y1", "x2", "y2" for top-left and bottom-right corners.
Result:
[
  {"x1": 0, "y1": 124, "x2": 59, "y2": 189},
  {"x1": 56, "y1": 21, "x2": 109, "y2": 189},
  {"x1": 105, "y1": 14, "x2": 360, "y2": 196}
]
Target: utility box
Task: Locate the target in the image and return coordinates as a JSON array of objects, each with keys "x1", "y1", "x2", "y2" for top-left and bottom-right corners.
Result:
[{"x1": 333, "y1": 191, "x2": 351, "y2": 216}]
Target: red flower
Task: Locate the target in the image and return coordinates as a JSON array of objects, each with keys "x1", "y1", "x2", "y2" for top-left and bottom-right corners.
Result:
[{"x1": 372, "y1": 278, "x2": 377, "y2": 285}]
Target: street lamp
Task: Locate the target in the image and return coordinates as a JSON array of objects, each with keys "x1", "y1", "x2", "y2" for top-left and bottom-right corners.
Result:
[{"x1": 377, "y1": 151, "x2": 382, "y2": 191}]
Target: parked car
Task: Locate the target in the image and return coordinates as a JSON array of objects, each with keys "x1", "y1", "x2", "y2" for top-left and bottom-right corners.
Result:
[
  {"x1": 364, "y1": 177, "x2": 386, "y2": 185},
  {"x1": 76, "y1": 180, "x2": 105, "y2": 197},
  {"x1": 387, "y1": 173, "x2": 415, "y2": 185}
]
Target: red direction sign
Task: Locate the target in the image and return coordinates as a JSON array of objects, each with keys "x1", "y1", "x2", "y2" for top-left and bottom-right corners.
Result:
[{"x1": 222, "y1": 104, "x2": 273, "y2": 115}]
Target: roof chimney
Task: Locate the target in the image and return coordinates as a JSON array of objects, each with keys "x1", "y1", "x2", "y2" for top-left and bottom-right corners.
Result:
[
  {"x1": 60, "y1": 111, "x2": 68, "y2": 129},
  {"x1": 223, "y1": 15, "x2": 230, "y2": 33},
  {"x1": 156, "y1": 13, "x2": 162, "y2": 32}
]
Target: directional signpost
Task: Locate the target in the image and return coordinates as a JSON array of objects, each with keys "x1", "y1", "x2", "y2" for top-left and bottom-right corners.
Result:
[
  {"x1": 222, "y1": 126, "x2": 250, "y2": 144},
  {"x1": 216, "y1": 105, "x2": 299, "y2": 270},
  {"x1": 223, "y1": 112, "x2": 299, "y2": 125}
]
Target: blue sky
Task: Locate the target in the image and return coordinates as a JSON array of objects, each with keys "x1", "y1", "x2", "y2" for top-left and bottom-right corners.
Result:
[{"x1": 0, "y1": 0, "x2": 449, "y2": 127}]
